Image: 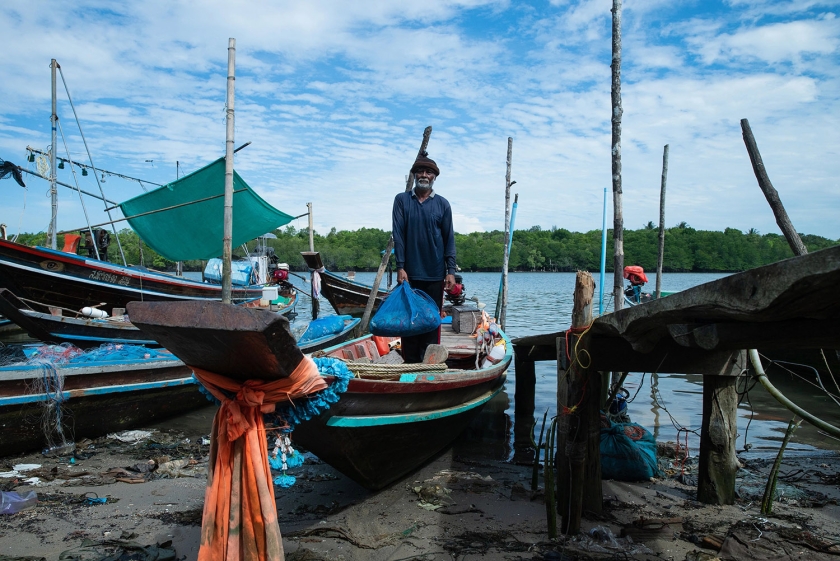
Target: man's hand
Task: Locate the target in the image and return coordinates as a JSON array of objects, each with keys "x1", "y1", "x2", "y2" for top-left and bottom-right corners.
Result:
[
  {"x1": 397, "y1": 268, "x2": 409, "y2": 284},
  {"x1": 444, "y1": 274, "x2": 456, "y2": 291}
]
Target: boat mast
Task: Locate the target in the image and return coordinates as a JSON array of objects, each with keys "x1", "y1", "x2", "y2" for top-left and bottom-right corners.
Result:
[
  {"x1": 49, "y1": 59, "x2": 58, "y2": 249},
  {"x1": 222, "y1": 38, "x2": 236, "y2": 304}
]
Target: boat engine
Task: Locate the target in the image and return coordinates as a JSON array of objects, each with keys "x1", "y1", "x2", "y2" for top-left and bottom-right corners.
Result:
[
  {"x1": 623, "y1": 265, "x2": 652, "y2": 304},
  {"x1": 444, "y1": 274, "x2": 466, "y2": 306}
]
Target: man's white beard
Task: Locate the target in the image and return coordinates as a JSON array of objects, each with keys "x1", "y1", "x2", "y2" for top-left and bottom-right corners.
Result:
[{"x1": 415, "y1": 176, "x2": 434, "y2": 191}]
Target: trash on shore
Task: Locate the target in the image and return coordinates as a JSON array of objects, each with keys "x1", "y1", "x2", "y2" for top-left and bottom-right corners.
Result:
[{"x1": 0, "y1": 490, "x2": 38, "y2": 514}]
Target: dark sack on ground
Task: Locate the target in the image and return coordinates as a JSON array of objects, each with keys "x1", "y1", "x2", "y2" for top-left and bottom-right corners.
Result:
[
  {"x1": 600, "y1": 422, "x2": 660, "y2": 481},
  {"x1": 370, "y1": 281, "x2": 441, "y2": 337}
]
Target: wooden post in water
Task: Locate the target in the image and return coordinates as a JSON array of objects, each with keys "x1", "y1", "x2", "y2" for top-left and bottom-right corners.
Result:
[
  {"x1": 496, "y1": 137, "x2": 513, "y2": 328},
  {"x1": 559, "y1": 271, "x2": 600, "y2": 534},
  {"x1": 307, "y1": 202, "x2": 314, "y2": 253},
  {"x1": 610, "y1": 0, "x2": 624, "y2": 313},
  {"x1": 221, "y1": 38, "x2": 236, "y2": 305},
  {"x1": 655, "y1": 144, "x2": 668, "y2": 299},
  {"x1": 740, "y1": 119, "x2": 807, "y2": 257}
]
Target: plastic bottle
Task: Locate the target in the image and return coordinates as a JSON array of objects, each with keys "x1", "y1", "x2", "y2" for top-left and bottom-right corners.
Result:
[
  {"x1": 81, "y1": 307, "x2": 109, "y2": 318},
  {"x1": 0, "y1": 491, "x2": 38, "y2": 515}
]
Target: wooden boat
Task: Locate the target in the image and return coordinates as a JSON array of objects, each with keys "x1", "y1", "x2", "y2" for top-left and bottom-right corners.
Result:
[
  {"x1": 0, "y1": 287, "x2": 298, "y2": 349},
  {"x1": 291, "y1": 329, "x2": 511, "y2": 490},
  {"x1": 126, "y1": 299, "x2": 511, "y2": 490},
  {"x1": 0, "y1": 344, "x2": 204, "y2": 456},
  {"x1": 301, "y1": 251, "x2": 391, "y2": 316},
  {"x1": 0, "y1": 238, "x2": 268, "y2": 315}
]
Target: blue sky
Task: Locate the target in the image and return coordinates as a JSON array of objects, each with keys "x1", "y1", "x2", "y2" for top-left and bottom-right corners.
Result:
[{"x1": 1, "y1": 0, "x2": 838, "y2": 241}]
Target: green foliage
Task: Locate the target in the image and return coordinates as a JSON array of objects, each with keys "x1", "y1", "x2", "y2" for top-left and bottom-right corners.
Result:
[{"x1": 9, "y1": 226, "x2": 839, "y2": 273}]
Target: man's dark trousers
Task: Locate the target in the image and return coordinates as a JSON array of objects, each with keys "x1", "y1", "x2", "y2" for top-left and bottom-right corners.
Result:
[{"x1": 400, "y1": 279, "x2": 444, "y2": 364}]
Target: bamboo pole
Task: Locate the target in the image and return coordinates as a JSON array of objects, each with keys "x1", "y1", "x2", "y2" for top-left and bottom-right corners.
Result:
[
  {"x1": 496, "y1": 138, "x2": 513, "y2": 327},
  {"x1": 655, "y1": 144, "x2": 668, "y2": 299},
  {"x1": 50, "y1": 59, "x2": 58, "y2": 250},
  {"x1": 740, "y1": 119, "x2": 807, "y2": 256},
  {"x1": 611, "y1": 0, "x2": 624, "y2": 312},
  {"x1": 307, "y1": 202, "x2": 319, "y2": 319},
  {"x1": 221, "y1": 38, "x2": 236, "y2": 304}
]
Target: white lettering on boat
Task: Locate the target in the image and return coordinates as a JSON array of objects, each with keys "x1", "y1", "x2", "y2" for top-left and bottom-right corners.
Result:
[{"x1": 89, "y1": 270, "x2": 131, "y2": 285}]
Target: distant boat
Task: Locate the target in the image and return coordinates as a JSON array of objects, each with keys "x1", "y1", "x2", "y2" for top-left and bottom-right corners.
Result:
[
  {"x1": 0, "y1": 344, "x2": 204, "y2": 456},
  {"x1": 0, "y1": 238, "x2": 269, "y2": 314},
  {"x1": 127, "y1": 298, "x2": 511, "y2": 490},
  {"x1": 0, "y1": 287, "x2": 298, "y2": 348}
]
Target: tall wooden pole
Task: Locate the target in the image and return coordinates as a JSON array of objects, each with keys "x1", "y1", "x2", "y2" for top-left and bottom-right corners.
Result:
[
  {"x1": 610, "y1": 0, "x2": 624, "y2": 312},
  {"x1": 49, "y1": 59, "x2": 58, "y2": 250},
  {"x1": 740, "y1": 119, "x2": 807, "y2": 256},
  {"x1": 496, "y1": 137, "x2": 513, "y2": 328},
  {"x1": 221, "y1": 38, "x2": 236, "y2": 304},
  {"x1": 655, "y1": 144, "x2": 668, "y2": 298},
  {"x1": 307, "y1": 202, "x2": 314, "y2": 252}
]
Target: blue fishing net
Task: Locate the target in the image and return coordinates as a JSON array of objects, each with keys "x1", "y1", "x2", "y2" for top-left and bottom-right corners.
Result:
[
  {"x1": 270, "y1": 357, "x2": 353, "y2": 430},
  {"x1": 273, "y1": 474, "x2": 296, "y2": 488}
]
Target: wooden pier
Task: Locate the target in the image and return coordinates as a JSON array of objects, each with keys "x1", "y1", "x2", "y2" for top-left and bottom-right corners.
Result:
[{"x1": 512, "y1": 245, "x2": 840, "y2": 533}]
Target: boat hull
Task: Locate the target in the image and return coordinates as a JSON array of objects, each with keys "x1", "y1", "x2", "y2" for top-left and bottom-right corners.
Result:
[
  {"x1": 0, "y1": 355, "x2": 204, "y2": 455},
  {"x1": 291, "y1": 373, "x2": 507, "y2": 490},
  {"x1": 0, "y1": 239, "x2": 263, "y2": 314},
  {"x1": 318, "y1": 270, "x2": 389, "y2": 316}
]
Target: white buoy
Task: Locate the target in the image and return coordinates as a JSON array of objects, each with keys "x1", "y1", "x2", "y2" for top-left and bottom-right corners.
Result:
[{"x1": 81, "y1": 307, "x2": 108, "y2": 319}]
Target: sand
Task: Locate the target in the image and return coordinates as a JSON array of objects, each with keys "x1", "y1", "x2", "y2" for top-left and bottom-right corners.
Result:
[{"x1": 1, "y1": 407, "x2": 839, "y2": 561}]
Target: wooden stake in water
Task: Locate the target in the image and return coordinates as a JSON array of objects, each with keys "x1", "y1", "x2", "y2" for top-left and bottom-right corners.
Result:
[
  {"x1": 655, "y1": 144, "x2": 668, "y2": 299},
  {"x1": 761, "y1": 417, "x2": 801, "y2": 514}
]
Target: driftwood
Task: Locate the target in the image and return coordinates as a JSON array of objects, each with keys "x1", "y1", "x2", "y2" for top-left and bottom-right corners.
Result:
[{"x1": 740, "y1": 119, "x2": 808, "y2": 257}]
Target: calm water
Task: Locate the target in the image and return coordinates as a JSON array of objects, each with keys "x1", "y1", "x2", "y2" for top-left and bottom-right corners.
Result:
[{"x1": 286, "y1": 271, "x2": 840, "y2": 458}]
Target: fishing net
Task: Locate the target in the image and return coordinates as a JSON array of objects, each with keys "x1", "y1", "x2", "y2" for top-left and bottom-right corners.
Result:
[
  {"x1": 0, "y1": 158, "x2": 26, "y2": 187},
  {"x1": 0, "y1": 342, "x2": 177, "y2": 455}
]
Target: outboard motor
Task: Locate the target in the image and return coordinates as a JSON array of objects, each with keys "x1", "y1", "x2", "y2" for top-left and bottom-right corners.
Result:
[
  {"x1": 623, "y1": 265, "x2": 651, "y2": 304},
  {"x1": 444, "y1": 273, "x2": 466, "y2": 306},
  {"x1": 272, "y1": 263, "x2": 290, "y2": 283}
]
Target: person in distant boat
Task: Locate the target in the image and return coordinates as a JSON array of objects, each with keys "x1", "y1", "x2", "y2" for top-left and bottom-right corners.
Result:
[{"x1": 392, "y1": 153, "x2": 457, "y2": 363}]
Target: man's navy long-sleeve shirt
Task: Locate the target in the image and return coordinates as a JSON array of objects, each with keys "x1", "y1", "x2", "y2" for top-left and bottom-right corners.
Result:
[{"x1": 392, "y1": 189, "x2": 456, "y2": 281}]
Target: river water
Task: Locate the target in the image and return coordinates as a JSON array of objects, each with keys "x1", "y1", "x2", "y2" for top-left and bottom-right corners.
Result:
[{"x1": 292, "y1": 271, "x2": 840, "y2": 459}]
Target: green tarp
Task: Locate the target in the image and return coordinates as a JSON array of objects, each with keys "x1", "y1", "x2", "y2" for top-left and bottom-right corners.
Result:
[{"x1": 119, "y1": 158, "x2": 293, "y2": 261}]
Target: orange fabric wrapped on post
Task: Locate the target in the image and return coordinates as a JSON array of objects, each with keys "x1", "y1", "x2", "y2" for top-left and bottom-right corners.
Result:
[{"x1": 192, "y1": 356, "x2": 326, "y2": 561}]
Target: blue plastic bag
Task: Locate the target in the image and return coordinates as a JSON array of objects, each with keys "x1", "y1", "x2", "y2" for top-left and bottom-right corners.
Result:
[
  {"x1": 298, "y1": 315, "x2": 351, "y2": 344},
  {"x1": 370, "y1": 282, "x2": 441, "y2": 337},
  {"x1": 600, "y1": 422, "x2": 660, "y2": 481}
]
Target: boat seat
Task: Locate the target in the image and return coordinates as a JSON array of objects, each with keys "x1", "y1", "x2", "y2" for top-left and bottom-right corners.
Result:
[{"x1": 62, "y1": 234, "x2": 81, "y2": 254}]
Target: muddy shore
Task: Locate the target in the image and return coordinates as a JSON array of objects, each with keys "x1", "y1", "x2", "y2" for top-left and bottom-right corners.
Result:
[{"x1": 1, "y1": 406, "x2": 839, "y2": 561}]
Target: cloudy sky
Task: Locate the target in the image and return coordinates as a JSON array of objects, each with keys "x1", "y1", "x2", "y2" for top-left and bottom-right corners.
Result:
[{"x1": 1, "y1": 0, "x2": 838, "y2": 241}]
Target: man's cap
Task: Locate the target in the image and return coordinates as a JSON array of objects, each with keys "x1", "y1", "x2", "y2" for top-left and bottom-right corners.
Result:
[{"x1": 410, "y1": 153, "x2": 440, "y2": 177}]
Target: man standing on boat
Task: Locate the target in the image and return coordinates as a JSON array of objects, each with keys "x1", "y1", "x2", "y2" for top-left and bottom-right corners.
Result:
[{"x1": 392, "y1": 153, "x2": 457, "y2": 363}]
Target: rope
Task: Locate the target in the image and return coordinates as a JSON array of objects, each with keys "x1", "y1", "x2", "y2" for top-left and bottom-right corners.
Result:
[{"x1": 336, "y1": 359, "x2": 452, "y2": 379}]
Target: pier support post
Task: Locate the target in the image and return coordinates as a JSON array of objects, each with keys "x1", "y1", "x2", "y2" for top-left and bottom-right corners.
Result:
[
  {"x1": 698, "y1": 373, "x2": 739, "y2": 504},
  {"x1": 513, "y1": 349, "x2": 537, "y2": 463},
  {"x1": 559, "y1": 271, "x2": 601, "y2": 534}
]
